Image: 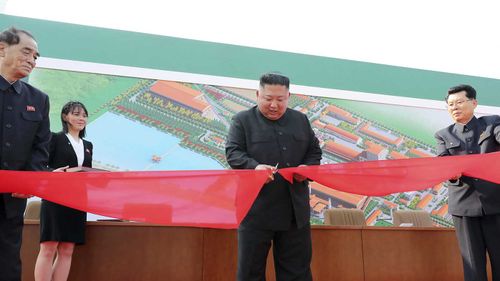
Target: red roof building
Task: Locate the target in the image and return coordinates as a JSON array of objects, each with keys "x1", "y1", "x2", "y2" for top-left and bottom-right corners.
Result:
[
  {"x1": 324, "y1": 124, "x2": 361, "y2": 144},
  {"x1": 310, "y1": 194, "x2": 329, "y2": 214},
  {"x1": 325, "y1": 105, "x2": 359, "y2": 124},
  {"x1": 307, "y1": 100, "x2": 319, "y2": 109},
  {"x1": 416, "y1": 194, "x2": 433, "y2": 209},
  {"x1": 363, "y1": 140, "x2": 388, "y2": 160},
  {"x1": 383, "y1": 200, "x2": 398, "y2": 209},
  {"x1": 389, "y1": 151, "x2": 409, "y2": 160},
  {"x1": 310, "y1": 182, "x2": 367, "y2": 209},
  {"x1": 295, "y1": 94, "x2": 310, "y2": 101},
  {"x1": 150, "y1": 81, "x2": 210, "y2": 114},
  {"x1": 359, "y1": 123, "x2": 404, "y2": 147},
  {"x1": 324, "y1": 140, "x2": 362, "y2": 161},
  {"x1": 408, "y1": 148, "x2": 434, "y2": 158},
  {"x1": 366, "y1": 209, "x2": 382, "y2": 225},
  {"x1": 313, "y1": 119, "x2": 326, "y2": 129},
  {"x1": 436, "y1": 204, "x2": 449, "y2": 217},
  {"x1": 432, "y1": 183, "x2": 444, "y2": 193}
]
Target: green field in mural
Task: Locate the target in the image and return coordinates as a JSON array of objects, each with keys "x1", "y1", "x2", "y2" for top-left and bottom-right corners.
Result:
[{"x1": 29, "y1": 69, "x2": 141, "y2": 132}]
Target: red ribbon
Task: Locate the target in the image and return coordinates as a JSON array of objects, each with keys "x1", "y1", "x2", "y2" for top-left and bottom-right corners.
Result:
[
  {"x1": 280, "y1": 152, "x2": 500, "y2": 196},
  {"x1": 2, "y1": 170, "x2": 269, "y2": 228},
  {"x1": 1, "y1": 152, "x2": 499, "y2": 228}
]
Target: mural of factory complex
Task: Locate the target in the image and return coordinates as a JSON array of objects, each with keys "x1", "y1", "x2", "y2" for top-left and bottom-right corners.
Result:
[{"x1": 31, "y1": 70, "x2": 451, "y2": 227}]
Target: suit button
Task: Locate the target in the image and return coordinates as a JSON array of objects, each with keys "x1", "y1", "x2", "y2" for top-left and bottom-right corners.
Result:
[
  {"x1": 466, "y1": 137, "x2": 472, "y2": 142},
  {"x1": 5, "y1": 124, "x2": 12, "y2": 128},
  {"x1": 2, "y1": 162, "x2": 8, "y2": 168},
  {"x1": 6, "y1": 106, "x2": 13, "y2": 111},
  {"x1": 468, "y1": 151, "x2": 474, "y2": 154},
  {"x1": 282, "y1": 147, "x2": 287, "y2": 151},
  {"x1": 5, "y1": 142, "x2": 11, "y2": 147},
  {"x1": 286, "y1": 162, "x2": 290, "y2": 166},
  {"x1": 278, "y1": 132, "x2": 283, "y2": 135}
]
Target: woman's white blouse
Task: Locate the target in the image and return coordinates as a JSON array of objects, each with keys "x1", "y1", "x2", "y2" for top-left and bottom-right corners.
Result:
[{"x1": 65, "y1": 133, "x2": 84, "y2": 167}]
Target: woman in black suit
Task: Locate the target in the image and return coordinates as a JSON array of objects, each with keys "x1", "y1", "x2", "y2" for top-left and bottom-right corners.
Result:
[{"x1": 34, "y1": 101, "x2": 93, "y2": 281}]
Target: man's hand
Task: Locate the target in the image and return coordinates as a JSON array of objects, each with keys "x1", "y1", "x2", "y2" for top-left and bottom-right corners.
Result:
[
  {"x1": 293, "y1": 164, "x2": 308, "y2": 182},
  {"x1": 11, "y1": 193, "x2": 33, "y2": 199},
  {"x1": 256, "y1": 164, "x2": 277, "y2": 184}
]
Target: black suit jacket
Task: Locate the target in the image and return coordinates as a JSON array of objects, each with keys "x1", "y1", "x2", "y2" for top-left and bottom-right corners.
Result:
[
  {"x1": 435, "y1": 115, "x2": 500, "y2": 216},
  {"x1": 226, "y1": 106, "x2": 322, "y2": 230},
  {"x1": 49, "y1": 132, "x2": 93, "y2": 170},
  {"x1": 1, "y1": 78, "x2": 50, "y2": 219}
]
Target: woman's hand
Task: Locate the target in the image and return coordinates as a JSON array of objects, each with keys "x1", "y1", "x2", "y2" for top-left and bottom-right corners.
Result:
[
  {"x1": 53, "y1": 166, "x2": 69, "y2": 172},
  {"x1": 11, "y1": 193, "x2": 32, "y2": 199}
]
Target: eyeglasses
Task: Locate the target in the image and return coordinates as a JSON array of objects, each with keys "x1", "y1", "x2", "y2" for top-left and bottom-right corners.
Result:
[{"x1": 447, "y1": 99, "x2": 472, "y2": 108}]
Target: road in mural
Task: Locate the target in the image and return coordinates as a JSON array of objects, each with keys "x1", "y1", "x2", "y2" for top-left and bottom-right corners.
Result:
[{"x1": 29, "y1": 68, "x2": 455, "y2": 227}]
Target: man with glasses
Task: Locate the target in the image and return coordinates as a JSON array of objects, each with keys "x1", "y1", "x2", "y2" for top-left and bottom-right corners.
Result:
[{"x1": 435, "y1": 84, "x2": 500, "y2": 281}]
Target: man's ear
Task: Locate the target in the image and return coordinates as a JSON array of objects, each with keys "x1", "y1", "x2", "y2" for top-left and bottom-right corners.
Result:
[
  {"x1": 256, "y1": 90, "x2": 260, "y2": 99},
  {"x1": 472, "y1": 99, "x2": 478, "y2": 109},
  {"x1": 0, "y1": 42, "x2": 7, "y2": 58}
]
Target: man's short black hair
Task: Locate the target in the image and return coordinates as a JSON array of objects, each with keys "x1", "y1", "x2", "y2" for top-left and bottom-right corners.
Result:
[
  {"x1": 446, "y1": 84, "x2": 477, "y2": 101},
  {"x1": 0, "y1": 26, "x2": 36, "y2": 45},
  {"x1": 259, "y1": 72, "x2": 290, "y2": 89}
]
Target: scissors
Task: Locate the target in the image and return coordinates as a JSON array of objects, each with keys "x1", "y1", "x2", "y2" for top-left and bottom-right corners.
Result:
[{"x1": 273, "y1": 162, "x2": 279, "y2": 174}]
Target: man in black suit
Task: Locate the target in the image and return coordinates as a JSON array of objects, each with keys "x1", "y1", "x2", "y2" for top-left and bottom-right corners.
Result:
[
  {"x1": 226, "y1": 72, "x2": 322, "y2": 281},
  {"x1": 0, "y1": 27, "x2": 51, "y2": 281},
  {"x1": 435, "y1": 84, "x2": 500, "y2": 281}
]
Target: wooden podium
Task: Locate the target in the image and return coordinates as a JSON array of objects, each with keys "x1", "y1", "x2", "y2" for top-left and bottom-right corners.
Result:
[{"x1": 21, "y1": 221, "x2": 472, "y2": 281}]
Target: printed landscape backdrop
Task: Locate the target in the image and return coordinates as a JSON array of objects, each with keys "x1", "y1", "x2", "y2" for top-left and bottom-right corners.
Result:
[{"x1": 30, "y1": 68, "x2": 465, "y2": 227}]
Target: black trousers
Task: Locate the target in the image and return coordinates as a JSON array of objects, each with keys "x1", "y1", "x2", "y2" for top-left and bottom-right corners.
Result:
[
  {"x1": 237, "y1": 223, "x2": 312, "y2": 281},
  {"x1": 453, "y1": 214, "x2": 500, "y2": 281},
  {"x1": 0, "y1": 203, "x2": 24, "y2": 281}
]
